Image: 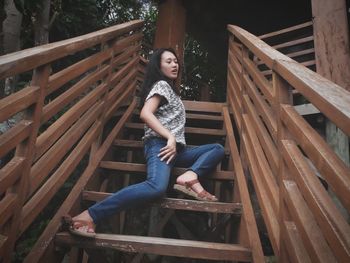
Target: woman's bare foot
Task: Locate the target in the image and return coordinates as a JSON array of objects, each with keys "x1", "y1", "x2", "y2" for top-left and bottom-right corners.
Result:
[{"x1": 71, "y1": 210, "x2": 95, "y2": 235}]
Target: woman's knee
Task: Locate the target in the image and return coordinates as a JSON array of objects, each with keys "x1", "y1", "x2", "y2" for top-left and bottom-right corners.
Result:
[{"x1": 213, "y1": 143, "x2": 225, "y2": 158}]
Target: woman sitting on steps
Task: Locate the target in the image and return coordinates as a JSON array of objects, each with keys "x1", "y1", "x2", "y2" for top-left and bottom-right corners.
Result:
[{"x1": 65, "y1": 48, "x2": 225, "y2": 237}]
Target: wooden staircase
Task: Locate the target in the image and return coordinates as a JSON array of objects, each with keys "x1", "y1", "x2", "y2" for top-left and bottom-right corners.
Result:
[
  {"x1": 0, "y1": 19, "x2": 349, "y2": 263},
  {"x1": 50, "y1": 99, "x2": 263, "y2": 262}
]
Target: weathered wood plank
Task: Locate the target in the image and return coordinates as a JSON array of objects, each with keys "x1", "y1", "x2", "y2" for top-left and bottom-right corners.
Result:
[
  {"x1": 259, "y1": 21, "x2": 313, "y2": 40},
  {"x1": 35, "y1": 83, "x2": 106, "y2": 161},
  {"x1": 82, "y1": 191, "x2": 242, "y2": 214},
  {"x1": 105, "y1": 81, "x2": 136, "y2": 121},
  {"x1": 281, "y1": 105, "x2": 350, "y2": 211},
  {"x1": 242, "y1": 115, "x2": 279, "y2": 214},
  {"x1": 113, "y1": 139, "x2": 230, "y2": 154},
  {"x1": 0, "y1": 86, "x2": 39, "y2": 123},
  {"x1": 243, "y1": 94, "x2": 278, "y2": 174},
  {"x1": 227, "y1": 92, "x2": 241, "y2": 131},
  {"x1": 55, "y1": 232, "x2": 252, "y2": 262},
  {"x1": 99, "y1": 161, "x2": 234, "y2": 180},
  {"x1": 257, "y1": 48, "x2": 315, "y2": 66},
  {"x1": 242, "y1": 56, "x2": 274, "y2": 103},
  {"x1": 21, "y1": 121, "x2": 101, "y2": 234},
  {"x1": 282, "y1": 221, "x2": 311, "y2": 263},
  {"x1": 282, "y1": 180, "x2": 336, "y2": 262},
  {"x1": 241, "y1": 123, "x2": 280, "y2": 254},
  {"x1": 111, "y1": 45, "x2": 141, "y2": 70},
  {"x1": 242, "y1": 74, "x2": 277, "y2": 140},
  {"x1": 0, "y1": 194, "x2": 18, "y2": 226},
  {"x1": 272, "y1": 36, "x2": 314, "y2": 50},
  {"x1": 185, "y1": 113, "x2": 223, "y2": 121},
  {"x1": 30, "y1": 102, "x2": 104, "y2": 195},
  {"x1": 24, "y1": 99, "x2": 137, "y2": 263},
  {"x1": 42, "y1": 66, "x2": 109, "y2": 123},
  {"x1": 0, "y1": 157, "x2": 25, "y2": 195},
  {"x1": 124, "y1": 123, "x2": 226, "y2": 136},
  {"x1": 222, "y1": 106, "x2": 265, "y2": 262},
  {"x1": 0, "y1": 120, "x2": 33, "y2": 159},
  {"x1": 282, "y1": 140, "x2": 350, "y2": 260},
  {"x1": 276, "y1": 60, "x2": 350, "y2": 135},
  {"x1": 0, "y1": 20, "x2": 143, "y2": 78},
  {"x1": 228, "y1": 25, "x2": 291, "y2": 69},
  {"x1": 47, "y1": 51, "x2": 111, "y2": 95},
  {"x1": 182, "y1": 100, "x2": 226, "y2": 113}
]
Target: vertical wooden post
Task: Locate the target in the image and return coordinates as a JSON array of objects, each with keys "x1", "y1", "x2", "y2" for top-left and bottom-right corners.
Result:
[
  {"x1": 3, "y1": 65, "x2": 50, "y2": 263},
  {"x1": 154, "y1": 0, "x2": 186, "y2": 84},
  {"x1": 273, "y1": 72, "x2": 293, "y2": 260},
  {"x1": 311, "y1": 0, "x2": 350, "y2": 167}
]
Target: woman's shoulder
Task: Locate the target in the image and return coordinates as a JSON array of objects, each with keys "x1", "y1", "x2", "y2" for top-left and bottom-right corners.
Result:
[{"x1": 152, "y1": 80, "x2": 171, "y2": 89}]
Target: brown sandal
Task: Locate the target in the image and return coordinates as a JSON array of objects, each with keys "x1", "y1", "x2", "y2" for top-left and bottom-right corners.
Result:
[
  {"x1": 174, "y1": 179, "x2": 218, "y2": 202},
  {"x1": 62, "y1": 215, "x2": 96, "y2": 238}
]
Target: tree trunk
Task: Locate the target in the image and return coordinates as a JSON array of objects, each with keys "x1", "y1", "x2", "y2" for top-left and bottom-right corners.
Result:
[
  {"x1": 311, "y1": 0, "x2": 350, "y2": 166},
  {"x1": 34, "y1": 0, "x2": 51, "y2": 46},
  {"x1": 1, "y1": 0, "x2": 23, "y2": 98},
  {"x1": 311, "y1": 0, "x2": 350, "y2": 222}
]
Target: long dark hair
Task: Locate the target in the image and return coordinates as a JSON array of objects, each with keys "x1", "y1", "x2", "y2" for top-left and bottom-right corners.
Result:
[{"x1": 139, "y1": 48, "x2": 180, "y2": 107}]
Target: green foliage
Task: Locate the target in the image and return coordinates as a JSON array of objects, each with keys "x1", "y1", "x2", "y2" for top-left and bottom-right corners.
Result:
[{"x1": 182, "y1": 35, "x2": 226, "y2": 101}]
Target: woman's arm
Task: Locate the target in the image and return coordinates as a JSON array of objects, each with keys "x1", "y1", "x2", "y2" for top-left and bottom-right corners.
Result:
[{"x1": 140, "y1": 95, "x2": 177, "y2": 164}]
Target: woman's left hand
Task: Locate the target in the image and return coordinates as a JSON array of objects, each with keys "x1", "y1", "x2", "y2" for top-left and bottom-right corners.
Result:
[{"x1": 158, "y1": 135, "x2": 177, "y2": 164}]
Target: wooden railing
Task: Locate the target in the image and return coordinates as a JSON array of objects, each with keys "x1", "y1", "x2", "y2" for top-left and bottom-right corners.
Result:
[
  {"x1": 0, "y1": 20, "x2": 143, "y2": 262},
  {"x1": 227, "y1": 24, "x2": 350, "y2": 262},
  {"x1": 256, "y1": 21, "x2": 315, "y2": 78}
]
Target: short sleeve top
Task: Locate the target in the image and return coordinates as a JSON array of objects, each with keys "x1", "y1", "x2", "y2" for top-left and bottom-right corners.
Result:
[{"x1": 143, "y1": 80, "x2": 186, "y2": 145}]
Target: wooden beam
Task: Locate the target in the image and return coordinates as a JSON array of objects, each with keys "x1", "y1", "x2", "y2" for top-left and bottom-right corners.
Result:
[
  {"x1": 55, "y1": 232, "x2": 252, "y2": 262},
  {"x1": 124, "y1": 122, "x2": 226, "y2": 136},
  {"x1": 99, "y1": 161, "x2": 234, "y2": 180},
  {"x1": 82, "y1": 191, "x2": 242, "y2": 214},
  {"x1": 154, "y1": 0, "x2": 186, "y2": 65},
  {"x1": 311, "y1": 0, "x2": 350, "y2": 168}
]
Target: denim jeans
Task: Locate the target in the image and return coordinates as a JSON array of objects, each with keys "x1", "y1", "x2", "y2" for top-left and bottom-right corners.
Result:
[{"x1": 88, "y1": 138, "x2": 225, "y2": 223}]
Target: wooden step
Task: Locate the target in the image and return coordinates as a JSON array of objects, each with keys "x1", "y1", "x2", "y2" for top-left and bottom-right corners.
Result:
[
  {"x1": 124, "y1": 123, "x2": 226, "y2": 136},
  {"x1": 130, "y1": 109, "x2": 223, "y2": 121},
  {"x1": 82, "y1": 190, "x2": 242, "y2": 214},
  {"x1": 99, "y1": 161, "x2": 234, "y2": 180},
  {"x1": 113, "y1": 139, "x2": 230, "y2": 155},
  {"x1": 55, "y1": 232, "x2": 252, "y2": 261}
]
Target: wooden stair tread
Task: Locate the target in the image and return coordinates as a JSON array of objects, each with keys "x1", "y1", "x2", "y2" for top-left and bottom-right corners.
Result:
[
  {"x1": 99, "y1": 161, "x2": 234, "y2": 180},
  {"x1": 131, "y1": 110, "x2": 223, "y2": 121},
  {"x1": 113, "y1": 139, "x2": 230, "y2": 154},
  {"x1": 124, "y1": 122, "x2": 226, "y2": 136},
  {"x1": 82, "y1": 190, "x2": 242, "y2": 214},
  {"x1": 55, "y1": 232, "x2": 252, "y2": 261}
]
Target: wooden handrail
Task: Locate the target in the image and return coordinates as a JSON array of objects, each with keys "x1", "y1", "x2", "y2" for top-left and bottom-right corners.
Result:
[
  {"x1": 228, "y1": 24, "x2": 350, "y2": 136},
  {"x1": 227, "y1": 23, "x2": 350, "y2": 262},
  {"x1": 0, "y1": 20, "x2": 143, "y2": 261},
  {"x1": 258, "y1": 21, "x2": 313, "y2": 40},
  {"x1": 0, "y1": 20, "x2": 143, "y2": 79}
]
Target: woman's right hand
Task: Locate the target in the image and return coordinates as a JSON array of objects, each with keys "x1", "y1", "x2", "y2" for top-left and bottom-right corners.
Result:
[{"x1": 158, "y1": 135, "x2": 177, "y2": 164}]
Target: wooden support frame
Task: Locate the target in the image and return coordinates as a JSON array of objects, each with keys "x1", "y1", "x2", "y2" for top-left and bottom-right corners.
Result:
[{"x1": 227, "y1": 21, "x2": 350, "y2": 262}]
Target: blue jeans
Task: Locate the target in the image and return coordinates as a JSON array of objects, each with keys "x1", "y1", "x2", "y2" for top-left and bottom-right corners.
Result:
[{"x1": 88, "y1": 138, "x2": 225, "y2": 223}]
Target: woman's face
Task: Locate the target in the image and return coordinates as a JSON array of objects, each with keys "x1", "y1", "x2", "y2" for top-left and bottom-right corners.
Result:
[{"x1": 160, "y1": 51, "x2": 179, "y2": 80}]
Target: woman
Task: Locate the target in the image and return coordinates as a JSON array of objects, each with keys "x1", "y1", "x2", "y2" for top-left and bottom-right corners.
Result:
[{"x1": 66, "y1": 48, "x2": 225, "y2": 237}]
